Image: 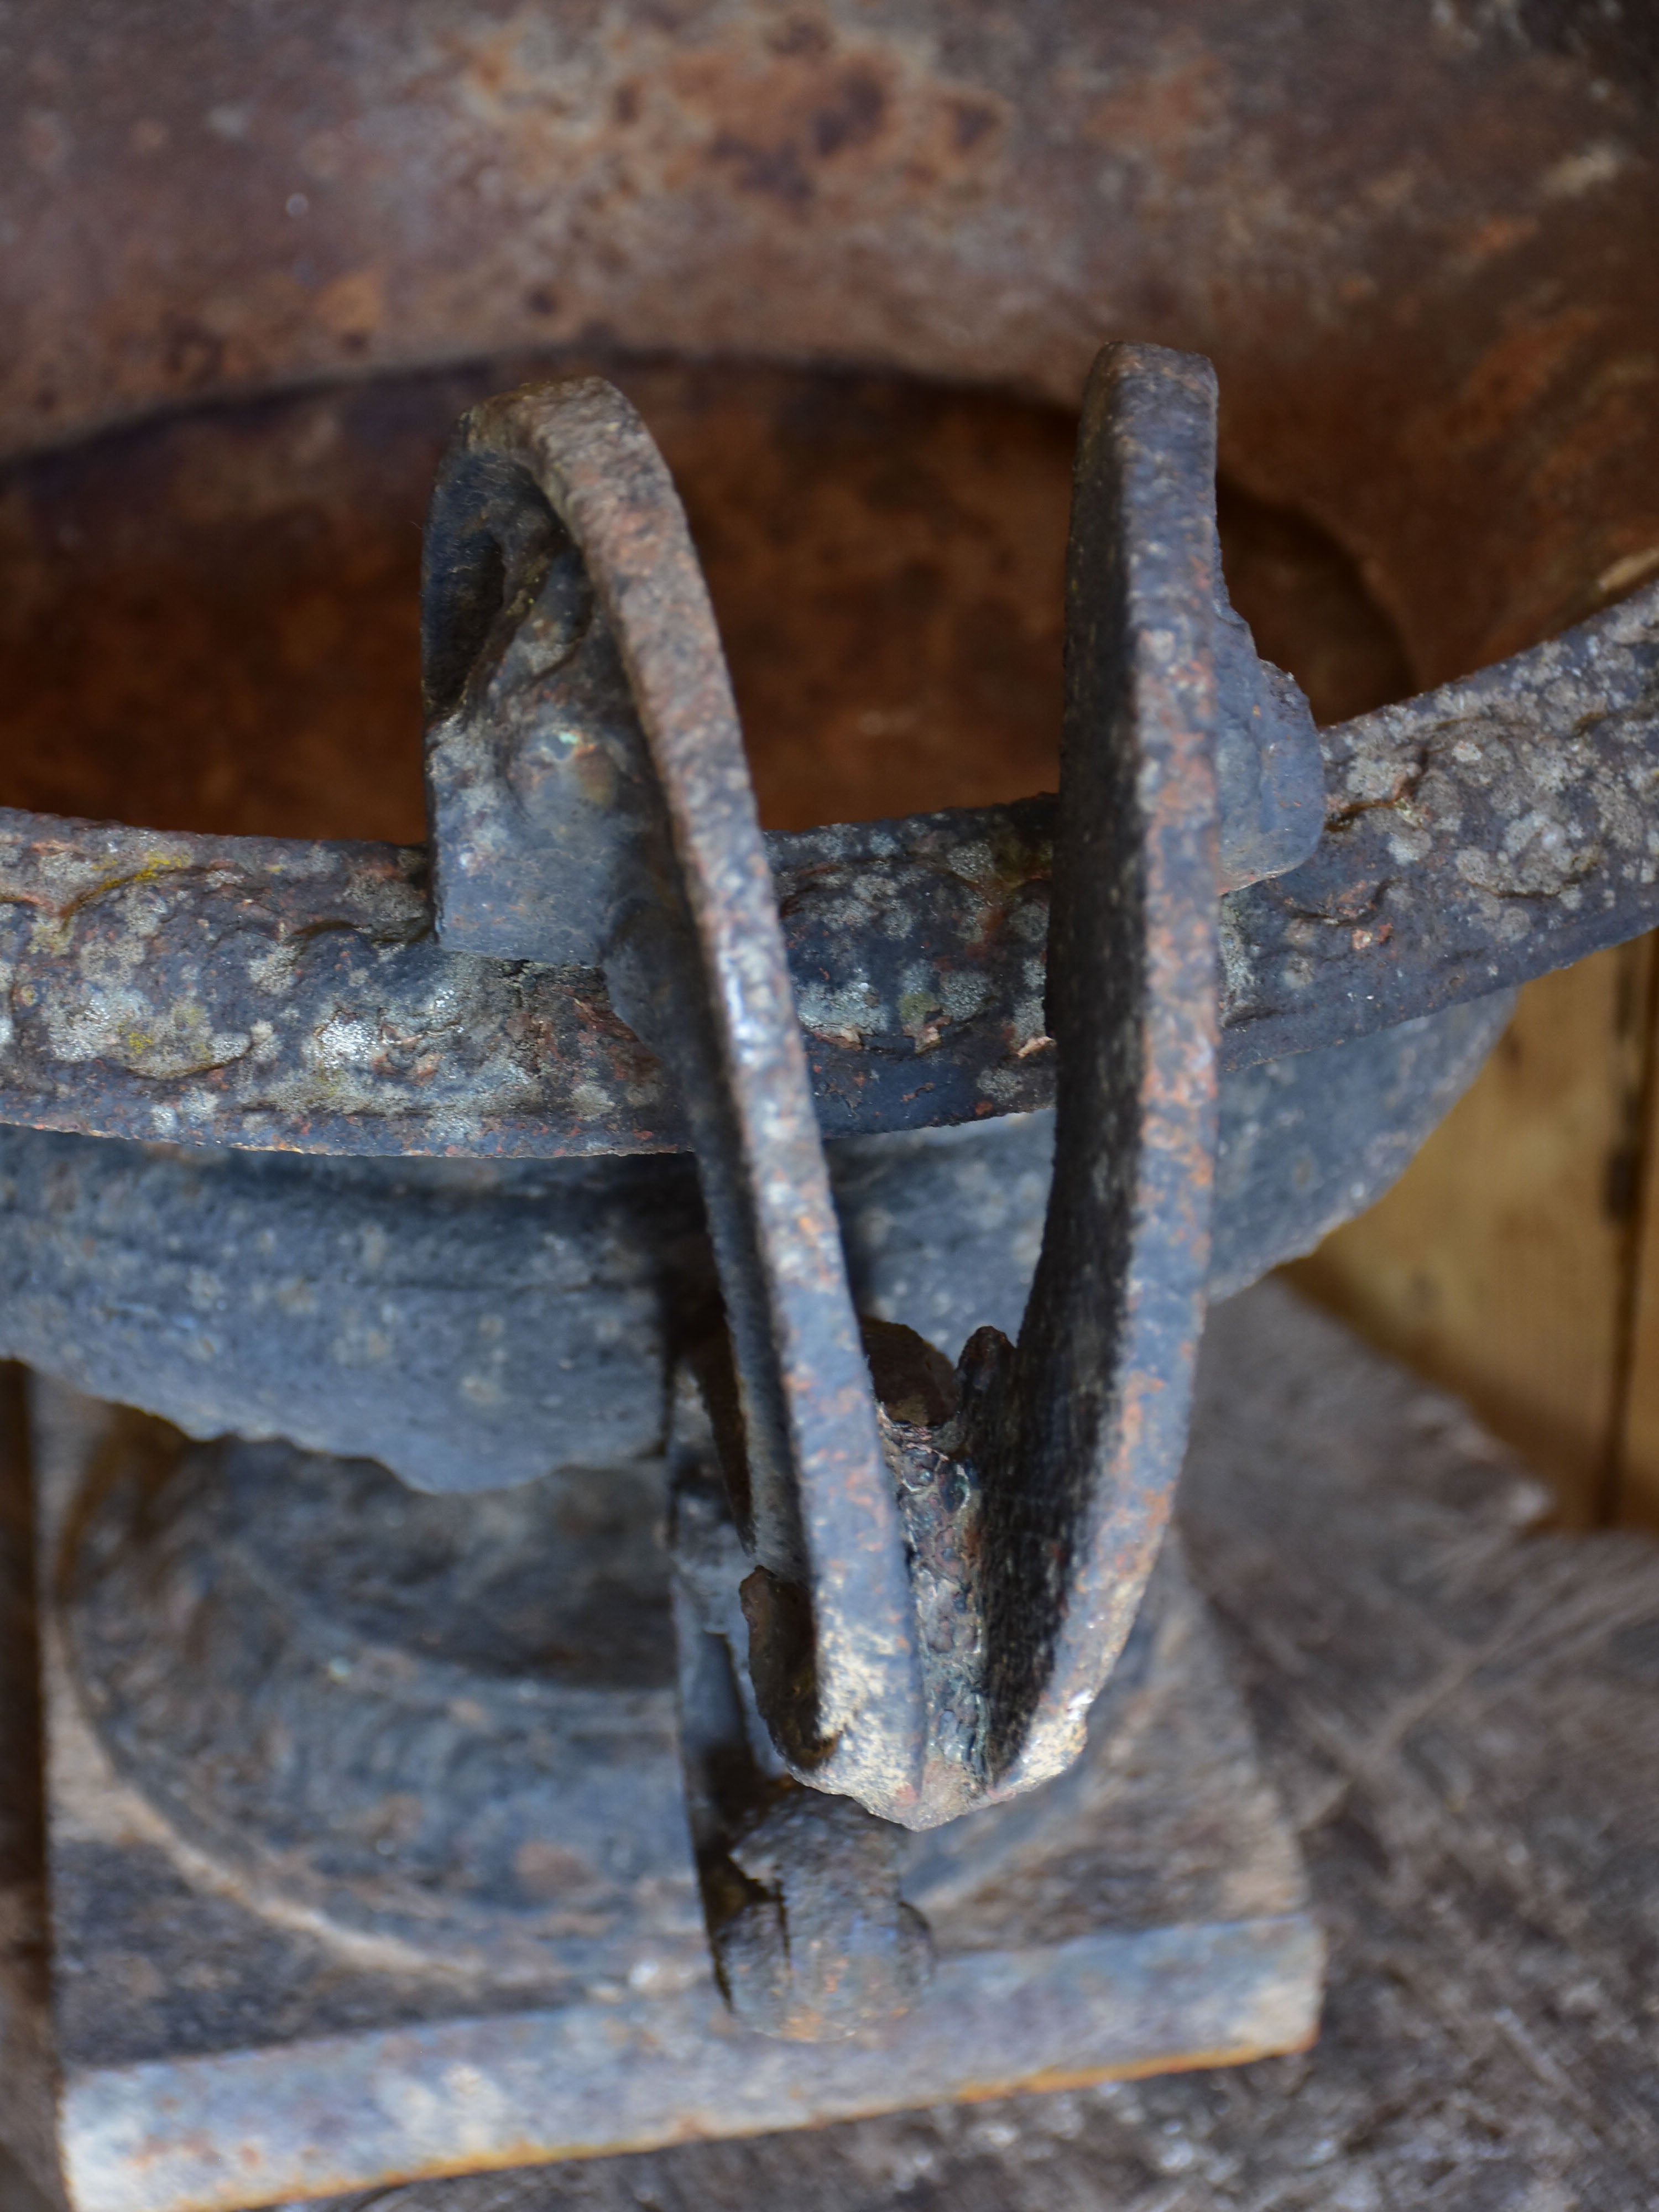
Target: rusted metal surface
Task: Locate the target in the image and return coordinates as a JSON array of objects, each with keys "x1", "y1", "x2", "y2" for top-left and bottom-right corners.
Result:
[
  {"x1": 0, "y1": 804, "x2": 1052, "y2": 1156},
  {"x1": 0, "y1": 994, "x2": 1507, "y2": 1502},
  {"x1": 0, "y1": 359, "x2": 1093, "y2": 852},
  {"x1": 764, "y1": 800, "x2": 1060, "y2": 1131},
  {"x1": 896, "y1": 345, "x2": 1223, "y2": 1817},
  {"x1": 1, "y1": 330, "x2": 1647, "y2": 1916},
  {"x1": 671, "y1": 1468, "x2": 933, "y2": 2042},
  {"x1": 437, "y1": 348, "x2": 1227, "y2": 1851},
  {"x1": 396, "y1": 353, "x2": 1222, "y2": 1907},
  {"x1": 413, "y1": 354, "x2": 1227, "y2": 1837},
  {"x1": 66, "y1": 1423, "x2": 698, "y2": 1992},
  {"x1": 0, "y1": 558, "x2": 1642, "y2": 1161},
  {"x1": 6, "y1": 346, "x2": 1640, "y2": 1842},
  {"x1": 21, "y1": 1286, "x2": 1659, "y2": 2212},
  {"x1": 54, "y1": 1914, "x2": 1318, "y2": 2212},
  {"x1": 0, "y1": 0, "x2": 1653, "y2": 2189},
  {"x1": 1226, "y1": 575, "x2": 1659, "y2": 1062},
  {"x1": 419, "y1": 376, "x2": 928, "y2": 1822},
  {"x1": 701, "y1": 1783, "x2": 933, "y2": 2041},
  {"x1": 21, "y1": 1374, "x2": 1316, "y2": 2209},
  {"x1": 2, "y1": 1, "x2": 1656, "y2": 711},
  {"x1": 0, "y1": 1133, "x2": 701, "y2": 1497},
  {"x1": 0, "y1": 802, "x2": 1453, "y2": 1144},
  {"x1": 1211, "y1": 576, "x2": 1323, "y2": 895},
  {"x1": 421, "y1": 387, "x2": 658, "y2": 971},
  {"x1": 0, "y1": 352, "x2": 1425, "y2": 863},
  {"x1": 0, "y1": 798, "x2": 1057, "y2": 1155}
]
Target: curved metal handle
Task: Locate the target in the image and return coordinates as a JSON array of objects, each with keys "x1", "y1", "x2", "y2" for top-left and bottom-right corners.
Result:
[
  {"x1": 421, "y1": 377, "x2": 927, "y2": 1821},
  {"x1": 970, "y1": 343, "x2": 1223, "y2": 1798},
  {"x1": 419, "y1": 349, "x2": 1222, "y2": 1831},
  {"x1": 837, "y1": 343, "x2": 1224, "y2": 1824}
]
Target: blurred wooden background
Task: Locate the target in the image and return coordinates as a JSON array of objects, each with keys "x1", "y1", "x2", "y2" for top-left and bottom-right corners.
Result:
[{"x1": 1286, "y1": 941, "x2": 1659, "y2": 1533}]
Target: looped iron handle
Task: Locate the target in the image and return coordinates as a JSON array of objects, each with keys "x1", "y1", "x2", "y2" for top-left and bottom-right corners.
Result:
[
  {"x1": 419, "y1": 347, "x2": 1223, "y2": 1828},
  {"x1": 421, "y1": 374, "x2": 925, "y2": 1820}
]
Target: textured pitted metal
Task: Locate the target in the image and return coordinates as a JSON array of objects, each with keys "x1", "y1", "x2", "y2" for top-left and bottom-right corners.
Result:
[
  {"x1": 1224, "y1": 576, "x2": 1659, "y2": 1061},
  {"x1": 957, "y1": 344, "x2": 1223, "y2": 1803},
  {"x1": 0, "y1": 800, "x2": 1068, "y2": 1155},
  {"x1": 719, "y1": 342, "x2": 1228, "y2": 1831},
  {"x1": 669, "y1": 1463, "x2": 933, "y2": 2041},
  {"x1": 7, "y1": 347, "x2": 1659, "y2": 1845},
  {"x1": 0, "y1": 813, "x2": 679, "y2": 1156},
  {"x1": 416, "y1": 378, "x2": 927, "y2": 1824},
  {"x1": 409, "y1": 353, "x2": 1229, "y2": 1840},
  {"x1": 1, "y1": 577, "x2": 1655, "y2": 1157},
  {"x1": 4, "y1": 346, "x2": 1650, "y2": 1830},
  {"x1": 0, "y1": 996, "x2": 1509, "y2": 1503}
]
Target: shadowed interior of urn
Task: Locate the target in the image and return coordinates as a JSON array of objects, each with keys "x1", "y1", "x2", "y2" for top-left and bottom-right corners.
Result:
[{"x1": 0, "y1": 356, "x2": 1413, "y2": 844}]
